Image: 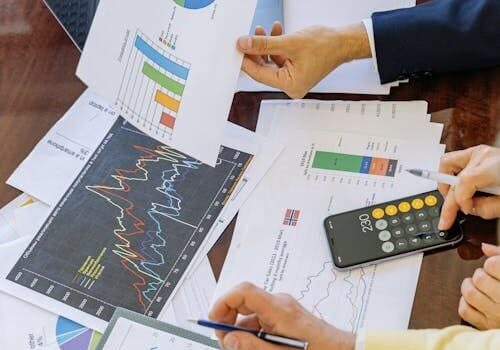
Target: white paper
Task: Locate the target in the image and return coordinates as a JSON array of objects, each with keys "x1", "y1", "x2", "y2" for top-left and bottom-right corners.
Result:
[{"x1": 77, "y1": 0, "x2": 257, "y2": 166}]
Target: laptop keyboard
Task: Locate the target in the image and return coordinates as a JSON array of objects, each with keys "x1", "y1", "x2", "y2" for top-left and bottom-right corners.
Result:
[{"x1": 44, "y1": 0, "x2": 100, "y2": 50}]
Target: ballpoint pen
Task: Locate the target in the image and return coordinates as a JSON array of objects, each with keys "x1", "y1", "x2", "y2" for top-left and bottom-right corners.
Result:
[{"x1": 188, "y1": 319, "x2": 309, "y2": 350}]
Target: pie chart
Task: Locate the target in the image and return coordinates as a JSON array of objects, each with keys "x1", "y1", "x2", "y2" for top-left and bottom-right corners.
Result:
[
  {"x1": 173, "y1": 0, "x2": 216, "y2": 10},
  {"x1": 56, "y1": 317, "x2": 102, "y2": 350}
]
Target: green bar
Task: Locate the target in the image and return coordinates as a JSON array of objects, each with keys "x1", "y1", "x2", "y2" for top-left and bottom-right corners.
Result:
[
  {"x1": 142, "y1": 62, "x2": 185, "y2": 96},
  {"x1": 312, "y1": 151, "x2": 363, "y2": 172}
]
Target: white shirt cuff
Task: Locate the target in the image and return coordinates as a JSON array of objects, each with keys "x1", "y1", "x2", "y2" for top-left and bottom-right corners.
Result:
[
  {"x1": 362, "y1": 19, "x2": 379, "y2": 75},
  {"x1": 355, "y1": 329, "x2": 365, "y2": 350}
]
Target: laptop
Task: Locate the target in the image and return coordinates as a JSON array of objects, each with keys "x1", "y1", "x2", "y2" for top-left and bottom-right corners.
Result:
[{"x1": 43, "y1": 0, "x2": 100, "y2": 50}]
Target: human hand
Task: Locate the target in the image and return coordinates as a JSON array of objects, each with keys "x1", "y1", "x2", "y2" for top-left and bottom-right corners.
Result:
[
  {"x1": 438, "y1": 145, "x2": 500, "y2": 230},
  {"x1": 459, "y1": 243, "x2": 500, "y2": 329},
  {"x1": 237, "y1": 22, "x2": 371, "y2": 99},
  {"x1": 209, "y1": 282, "x2": 355, "y2": 350}
]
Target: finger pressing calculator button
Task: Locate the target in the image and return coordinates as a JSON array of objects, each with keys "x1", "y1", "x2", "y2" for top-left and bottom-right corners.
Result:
[
  {"x1": 392, "y1": 227, "x2": 404, "y2": 237},
  {"x1": 385, "y1": 205, "x2": 398, "y2": 216},
  {"x1": 415, "y1": 210, "x2": 427, "y2": 220},
  {"x1": 402, "y1": 213, "x2": 414, "y2": 223},
  {"x1": 390, "y1": 217, "x2": 401, "y2": 226},
  {"x1": 419, "y1": 221, "x2": 432, "y2": 232},
  {"x1": 382, "y1": 242, "x2": 395, "y2": 253},
  {"x1": 429, "y1": 207, "x2": 440, "y2": 217},
  {"x1": 411, "y1": 198, "x2": 424, "y2": 210},
  {"x1": 409, "y1": 237, "x2": 421, "y2": 246},
  {"x1": 372, "y1": 208, "x2": 385, "y2": 219},
  {"x1": 425, "y1": 195, "x2": 438, "y2": 207},
  {"x1": 405, "y1": 224, "x2": 418, "y2": 235},
  {"x1": 398, "y1": 202, "x2": 411, "y2": 213},
  {"x1": 378, "y1": 230, "x2": 391, "y2": 242},
  {"x1": 396, "y1": 239, "x2": 408, "y2": 249},
  {"x1": 375, "y1": 219, "x2": 388, "y2": 230}
]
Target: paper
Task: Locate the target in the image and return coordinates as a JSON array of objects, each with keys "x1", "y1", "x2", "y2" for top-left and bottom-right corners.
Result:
[
  {"x1": 96, "y1": 309, "x2": 219, "y2": 350},
  {"x1": 7, "y1": 90, "x2": 118, "y2": 206},
  {"x1": 214, "y1": 101, "x2": 444, "y2": 332},
  {"x1": 77, "y1": 0, "x2": 257, "y2": 166},
  {"x1": 238, "y1": 0, "x2": 415, "y2": 94}
]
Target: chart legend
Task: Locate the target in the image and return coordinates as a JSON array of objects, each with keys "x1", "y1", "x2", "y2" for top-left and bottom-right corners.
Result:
[
  {"x1": 173, "y1": 0, "x2": 216, "y2": 10},
  {"x1": 116, "y1": 31, "x2": 190, "y2": 138},
  {"x1": 312, "y1": 151, "x2": 398, "y2": 177}
]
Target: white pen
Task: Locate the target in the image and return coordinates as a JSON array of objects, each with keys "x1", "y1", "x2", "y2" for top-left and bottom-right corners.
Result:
[{"x1": 406, "y1": 169, "x2": 500, "y2": 196}]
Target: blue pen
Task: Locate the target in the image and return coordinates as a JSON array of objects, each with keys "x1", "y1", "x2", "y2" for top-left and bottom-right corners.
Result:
[{"x1": 188, "y1": 319, "x2": 309, "y2": 350}]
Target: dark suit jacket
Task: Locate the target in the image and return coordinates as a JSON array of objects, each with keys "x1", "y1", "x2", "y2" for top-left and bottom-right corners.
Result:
[{"x1": 372, "y1": 0, "x2": 500, "y2": 83}]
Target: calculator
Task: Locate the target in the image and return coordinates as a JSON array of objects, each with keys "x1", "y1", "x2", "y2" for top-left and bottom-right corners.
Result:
[{"x1": 324, "y1": 190, "x2": 463, "y2": 270}]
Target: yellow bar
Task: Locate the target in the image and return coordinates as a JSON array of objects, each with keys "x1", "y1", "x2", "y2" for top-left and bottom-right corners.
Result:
[
  {"x1": 95, "y1": 266, "x2": 105, "y2": 280},
  {"x1": 155, "y1": 90, "x2": 180, "y2": 112},
  {"x1": 78, "y1": 256, "x2": 92, "y2": 273}
]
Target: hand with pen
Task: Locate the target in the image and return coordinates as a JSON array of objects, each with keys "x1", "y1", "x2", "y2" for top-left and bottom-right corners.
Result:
[
  {"x1": 209, "y1": 282, "x2": 355, "y2": 350},
  {"x1": 438, "y1": 145, "x2": 500, "y2": 330}
]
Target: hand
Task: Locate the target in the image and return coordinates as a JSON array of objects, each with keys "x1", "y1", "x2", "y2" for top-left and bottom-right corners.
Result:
[
  {"x1": 209, "y1": 282, "x2": 355, "y2": 350},
  {"x1": 438, "y1": 145, "x2": 500, "y2": 230},
  {"x1": 237, "y1": 22, "x2": 371, "y2": 99},
  {"x1": 459, "y1": 243, "x2": 500, "y2": 329}
]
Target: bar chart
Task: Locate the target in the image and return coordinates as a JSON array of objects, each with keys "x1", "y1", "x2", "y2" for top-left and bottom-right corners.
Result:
[
  {"x1": 312, "y1": 151, "x2": 398, "y2": 177},
  {"x1": 116, "y1": 31, "x2": 191, "y2": 138}
]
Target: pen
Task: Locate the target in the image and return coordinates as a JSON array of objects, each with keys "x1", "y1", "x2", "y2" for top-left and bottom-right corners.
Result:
[
  {"x1": 406, "y1": 169, "x2": 500, "y2": 196},
  {"x1": 187, "y1": 319, "x2": 309, "y2": 350}
]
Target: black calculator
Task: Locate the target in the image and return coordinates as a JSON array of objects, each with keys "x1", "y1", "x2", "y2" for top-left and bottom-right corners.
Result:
[{"x1": 324, "y1": 190, "x2": 463, "y2": 270}]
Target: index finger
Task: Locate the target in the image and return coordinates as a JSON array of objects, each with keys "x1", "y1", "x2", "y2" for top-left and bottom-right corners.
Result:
[
  {"x1": 208, "y1": 283, "x2": 277, "y2": 326},
  {"x1": 439, "y1": 148, "x2": 475, "y2": 195}
]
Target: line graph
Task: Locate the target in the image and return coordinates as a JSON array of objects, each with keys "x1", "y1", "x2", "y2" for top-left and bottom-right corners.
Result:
[
  {"x1": 297, "y1": 262, "x2": 374, "y2": 332},
  {"x1": 7, "y1": 118, "x2": 252, "y2": 322}
]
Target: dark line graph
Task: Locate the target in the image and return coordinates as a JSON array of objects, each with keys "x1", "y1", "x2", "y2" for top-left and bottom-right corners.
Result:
[{"x1": 7, "y1": 118, "x2": 252, "y2": 322}]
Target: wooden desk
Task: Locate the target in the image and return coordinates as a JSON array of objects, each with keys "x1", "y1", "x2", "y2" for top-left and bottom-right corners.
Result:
[{"x1": 0, "y1": 0, "x2": 499, "y2": 330}]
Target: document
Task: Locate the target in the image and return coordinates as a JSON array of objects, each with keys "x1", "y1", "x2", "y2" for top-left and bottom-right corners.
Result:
[
  {"x1": 238, "y1": 0, "x2": 415, "y2": 94},
  {"x1": 96, "y1": 309, "x2": 219, "y2": 350},
  {"x1": 77, "y1": 0, "x2": 257, "y2": 166},
  {"x1": 214, "y1": 102, "x2": 444, "y2": 331}
]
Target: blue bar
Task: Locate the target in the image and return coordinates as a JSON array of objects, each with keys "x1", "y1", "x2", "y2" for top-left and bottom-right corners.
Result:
[
  {"x1": 360, "y1": 157, "x2": 372, "y2": 174},
  {"x1": 135, "y1": 36, "x2": 189, "y2": 80}
]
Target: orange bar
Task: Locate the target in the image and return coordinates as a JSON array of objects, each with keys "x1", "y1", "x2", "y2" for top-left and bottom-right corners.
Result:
[
  {"x1": 155, "y1": 90, "x2": 180, "y2": 112},
  {"x1": 369, "y1": 158, "x2": 389, "y2": 176},
  {"x1": 160, "y1": 112, "x2": 176, "y2": 129}
]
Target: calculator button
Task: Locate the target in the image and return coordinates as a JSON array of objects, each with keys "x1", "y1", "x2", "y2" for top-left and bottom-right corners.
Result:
[
  {"x1": 405, "y1": 224, "x2": 418, "y2": 235},
  {"x1": 409, "y1": 237, "x2": 422, "y2": 246},
  {"x1": 438, "y1": 231, "x2": 447, "y2": 239},
  {"x1": 429, "y1": 207, "x2": 440, "y2": 217},
  {"x1": 398, "y1": 202, "x2": 411, "y2": 213},
  {"x1": 392, "y1": 227, "x2": 404, "y2": 237},
  {"x1": 425, "y1": 195, "x2": 438, "y2": 207},
  {"x1": 412, "y1": 198, "x2": 424, "y2": 210},
  {"x1": 385, "y1": 205, "x2": 398, "y2": 216},
  {"x1": 423, "y1": 234, "x2": 435, "y2": 242},
  {"x1": 396, "y1": 239, "x2": 408, "y2": 250},
  {"x1": 389, "y1": 217, "x2": 401, "y2": 226},
  {"x1": 382, "y1": 242, "x2": 395, "y2": 253},
  {"x1": 419, "y1": 221, "x2": 432, "y2": 232},
  {"x1": 375, "y1": 219, "x2": 388, "y2": 230},
  {"x1": 378, "y1": 230, "x2": 391, "y2": 242},
  {"x1": 415, "y1": 210, "x2": 428, "y2": 220},
  {"x1": 372, "y1": 208, "x2": 385, "y2": 219},
  {"x1": 402, "y1": 213, "x2": 414, "y2": 223}
]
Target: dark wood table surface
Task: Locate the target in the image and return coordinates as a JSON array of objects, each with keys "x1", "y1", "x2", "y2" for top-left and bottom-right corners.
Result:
[{"x1": 1, "y1": 0, "x2": 499, "y2": 330}]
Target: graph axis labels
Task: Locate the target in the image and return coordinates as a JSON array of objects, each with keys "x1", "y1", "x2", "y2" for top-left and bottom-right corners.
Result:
[{"x1": 116, "y1": 30, "x2": 191, "y2": 139}]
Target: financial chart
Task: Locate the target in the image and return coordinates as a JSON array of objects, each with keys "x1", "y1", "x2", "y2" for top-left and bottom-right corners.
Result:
[
  {"x1": 7, "y1": 118, "x2": 252, "y2": 322},
  {"x1": 116, "y1": 31, "x2": 191, "y2": 139},
  {"x1": 173, "y1": 0, "x2": 216, "y2": 9},
  {"x1": 56, "y1": 317, "x2": 101, "y2": 350}
]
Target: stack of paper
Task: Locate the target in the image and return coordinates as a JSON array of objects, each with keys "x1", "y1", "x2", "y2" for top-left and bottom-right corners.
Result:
[
  {"x1": 238, "y1": 0, "x2": 415, "y2": 94},
  {"x1": 213, "y1": 100, "x2": 445, "y2": 332}
]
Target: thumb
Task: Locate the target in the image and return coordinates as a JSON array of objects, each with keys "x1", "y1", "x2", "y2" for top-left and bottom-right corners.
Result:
[
  {"x1": 482, "y1": 243, "x2": 500, "y2": 257},
  {"x1": 223, "y1": 332, "x2": 283, "y2": 350},
  {"x1": 237, "y1": 35, "x2": 288, "y2": 55}
]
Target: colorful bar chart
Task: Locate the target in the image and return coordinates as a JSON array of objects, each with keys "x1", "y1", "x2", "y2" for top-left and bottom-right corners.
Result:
[
  {"x1": 312, "y1": 151, "x2": 398, "y2": 177},
  {"x1": 173, "y1": 0, "x2": 216, "y2": 10},
  {"x1": 116, "y1": 31, "x2": 190, "y2": 136}
]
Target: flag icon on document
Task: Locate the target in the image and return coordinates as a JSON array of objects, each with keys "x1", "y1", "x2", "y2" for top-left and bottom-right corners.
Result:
[{"x1": 283, "y1": 209, "x2": 301, "y2": 227}]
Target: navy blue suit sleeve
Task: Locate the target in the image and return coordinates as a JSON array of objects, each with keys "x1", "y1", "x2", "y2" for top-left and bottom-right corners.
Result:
[{"x1": 372, "y1": 0, "x2": 500, "y2": 83}]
